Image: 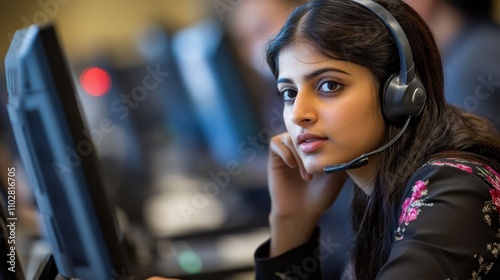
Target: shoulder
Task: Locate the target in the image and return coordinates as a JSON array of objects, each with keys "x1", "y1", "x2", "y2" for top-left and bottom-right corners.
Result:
[
  {"x1": 379, "y1": 158, "x2": 500, "y2": 279},
  {"x1": 404, "y1": 157, "x2": 500, "y2": 203},
  {"x1": 396, "y1": 157, "x2": 500, "y2": 239},
  {"x1": 380, "y1": 158, "x2": 500, "y2": 278},
  {"x1": 406, "y1": 157, "x2": 499, "y2": 192}
]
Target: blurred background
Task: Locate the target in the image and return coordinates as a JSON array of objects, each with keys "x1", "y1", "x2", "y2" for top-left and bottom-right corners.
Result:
[
  {"x1": 1, "y1": 0, "x2": 500, "y2": 280},
  {"x1": 0, "y1": 1, "x2": 296, "y2": 279}
]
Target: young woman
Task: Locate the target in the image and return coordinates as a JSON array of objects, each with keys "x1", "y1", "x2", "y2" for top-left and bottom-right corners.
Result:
[{"x1": 254, "y1": 0, "x2": 500, "y2": 279}]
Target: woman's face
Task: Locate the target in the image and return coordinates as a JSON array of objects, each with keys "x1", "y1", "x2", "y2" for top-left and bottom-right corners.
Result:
[{"x1": 278, "y1": 42, "x2": 387, "y2": 174}]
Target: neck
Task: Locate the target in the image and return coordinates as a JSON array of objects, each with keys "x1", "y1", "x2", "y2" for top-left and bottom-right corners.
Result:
[
  {"x1": 347, "y1": 154, "x2": 379, "y2": 195},
  {"x1": 427, "y1": 2, "x2": 467, "y2": 52}
]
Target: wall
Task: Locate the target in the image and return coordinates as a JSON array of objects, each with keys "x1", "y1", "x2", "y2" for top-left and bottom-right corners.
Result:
[{"x1": 0, "y1": 0, "x2": 214, "y2": 67}]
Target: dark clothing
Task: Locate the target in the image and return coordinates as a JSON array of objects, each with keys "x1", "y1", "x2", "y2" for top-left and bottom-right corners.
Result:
[{"x1": 255, "y1": 158, "x2": 500, "y2": 279}]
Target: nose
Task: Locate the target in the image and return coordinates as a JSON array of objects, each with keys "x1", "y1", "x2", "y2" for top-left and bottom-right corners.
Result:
[{"x1": 290, "y1": 90, "x2": 317, "y2": 126}]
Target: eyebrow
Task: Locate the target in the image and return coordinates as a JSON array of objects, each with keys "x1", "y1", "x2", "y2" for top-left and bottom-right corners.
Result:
[{"x1": 277, "y1": 67, "x2": 351, "y2": 84}]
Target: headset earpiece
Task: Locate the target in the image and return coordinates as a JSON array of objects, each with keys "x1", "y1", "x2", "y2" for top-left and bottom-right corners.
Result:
[
  {"x1": 383, "y1": 73, "x2": 427, "y2": 123},
  {"x1": 352, "y1": 0, "x2": 428, "y2": 124}
]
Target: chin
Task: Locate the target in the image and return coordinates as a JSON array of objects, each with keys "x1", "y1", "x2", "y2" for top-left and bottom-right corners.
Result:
[{"x1": 304, "y1": 162, "x2": 325, "y2": 175}]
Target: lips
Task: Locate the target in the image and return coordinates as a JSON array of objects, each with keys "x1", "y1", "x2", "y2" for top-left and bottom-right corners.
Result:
[{"x1": 297, "y1": 133, "x2": 328, "y2": 153}]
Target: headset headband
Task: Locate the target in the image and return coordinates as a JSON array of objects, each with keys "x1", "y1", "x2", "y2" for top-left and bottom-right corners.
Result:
[{"x1": 352, "y1": 0, "x2": 415, "y2": 84}]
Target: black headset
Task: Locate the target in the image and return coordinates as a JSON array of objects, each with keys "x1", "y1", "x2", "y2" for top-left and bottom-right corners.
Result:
[
  {"x1": 324, "y1": 0, "x2": 427, "y2": 173},
  {"x1": 353, "y1": 0, "x2": 427, "y2": 123}
]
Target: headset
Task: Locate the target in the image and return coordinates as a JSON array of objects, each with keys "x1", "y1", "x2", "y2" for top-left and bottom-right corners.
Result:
[{"x1": 324, "y1": 0, "x2": 427, "y2": 173}]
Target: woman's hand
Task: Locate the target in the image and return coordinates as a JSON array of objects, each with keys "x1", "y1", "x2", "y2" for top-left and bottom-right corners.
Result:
[{"x1": 267, "y1": 132, "x2": 347, "y2": 257}]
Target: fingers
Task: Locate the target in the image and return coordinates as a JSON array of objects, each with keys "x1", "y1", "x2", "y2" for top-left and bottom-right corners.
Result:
[
  {"x1": 283, "y1": 136, "x2": 313, "y2": 181},
  {"x1": 269, "y1": 134, "x2": 297, "y2": 168},
  {"x1": 269, "y1": 133, "x2": 313, "y2": 181}
]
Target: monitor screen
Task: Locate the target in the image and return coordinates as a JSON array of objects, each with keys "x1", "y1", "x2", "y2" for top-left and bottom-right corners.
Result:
[
  {"x1": 172, "y1": 20, "x2": 262, "y2": 166},
  {"x1": 4, "y1": 24, "x2": 129, "y2": 279}
]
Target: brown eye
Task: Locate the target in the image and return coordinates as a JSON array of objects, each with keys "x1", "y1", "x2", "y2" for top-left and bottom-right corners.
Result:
[
  {"x1": 319, "y1": 81, "x2": 342, "y2": 93},
  {"x1": 281, "y1": 89, "x2": 298, "y2": 102}
]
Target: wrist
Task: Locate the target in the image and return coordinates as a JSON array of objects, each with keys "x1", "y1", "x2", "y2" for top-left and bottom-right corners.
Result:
[
  {"x1": 268, "y1": 214, "x2": 319, "y2": 257},
  {"x1": 269, "y1": 208, "x2": 323, "y2": 225}
]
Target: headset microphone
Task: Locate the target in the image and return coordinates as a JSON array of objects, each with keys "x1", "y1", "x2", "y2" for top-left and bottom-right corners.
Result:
[
  {"x1": 324, "y1": 116, "x2": 411, "y2": 173},
  {"x1": 323, "y1": 0, "x2": 427, "y2": 174}
]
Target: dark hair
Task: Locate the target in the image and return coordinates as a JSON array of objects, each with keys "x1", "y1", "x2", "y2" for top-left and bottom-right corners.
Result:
[{"x1": 265, "y1": 0, "x2": 500, "y2": 278}]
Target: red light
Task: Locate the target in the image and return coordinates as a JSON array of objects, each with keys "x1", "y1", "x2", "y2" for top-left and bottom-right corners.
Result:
[{"x1": 80, "y1": 67, "x2": 111, "y2": 96}]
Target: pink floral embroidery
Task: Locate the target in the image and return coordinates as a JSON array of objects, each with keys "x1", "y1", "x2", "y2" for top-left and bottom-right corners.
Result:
[
  {"x1": 396, "y1": 180, "x2": 435, "y2": 240},
  {"x1": 489, "y1": 188, "x2": 500, "y2": 210},
  {"x1": 398, "y1": 180, "x2": 432, "y2": 225},
  {"x1": 430, "y1": 161, "x2": 473, "y2": 173},
  {"x1": 399, "y1": 198, "x2": 411, "y2": 225},
  {"x1": 478, "y1": 165, "x2": 500, "y2": 227},
  {"x1": 485, "y1": 166, "x2": 500, "y2": 190},
  {"x1": 485, "y1": 166, "x2": 500, "y2": 210}
]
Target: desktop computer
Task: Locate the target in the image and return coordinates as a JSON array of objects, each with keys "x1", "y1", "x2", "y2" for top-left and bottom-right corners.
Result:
[{"x1": 4, "y1": 24, "x2": 130, "y2": 280}]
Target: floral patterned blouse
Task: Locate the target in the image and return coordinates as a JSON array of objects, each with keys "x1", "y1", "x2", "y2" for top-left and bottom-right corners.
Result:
[{"x1": 254, "y1": 158, "x2": 500, "y2": 279}]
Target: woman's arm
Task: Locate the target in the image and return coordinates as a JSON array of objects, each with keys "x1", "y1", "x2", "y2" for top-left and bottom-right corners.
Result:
[
  {"x1": 254, "y1": 133, "x2": 347, "y2": 279},
  {"x1": 266, "y1": 132, "x2": 347, "y2": 256}
]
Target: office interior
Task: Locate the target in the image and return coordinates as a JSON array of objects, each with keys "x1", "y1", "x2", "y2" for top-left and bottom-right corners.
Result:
[{"x1": 1, "y1": 1, "x2": 500, "y2": 279}]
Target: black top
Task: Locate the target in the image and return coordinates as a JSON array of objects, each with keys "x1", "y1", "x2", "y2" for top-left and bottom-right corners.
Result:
[{"x1": 255, "y1": 158, "x2": 500, "y2": 279}]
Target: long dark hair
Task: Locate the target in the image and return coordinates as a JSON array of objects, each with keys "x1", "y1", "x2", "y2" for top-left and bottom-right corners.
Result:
[{"x1": 265, "y1": 0, "x2": 500, "y2": 279}]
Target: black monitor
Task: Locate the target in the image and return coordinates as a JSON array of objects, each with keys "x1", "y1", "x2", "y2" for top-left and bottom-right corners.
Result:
[{"x1": 4, "y1": 24, "x2": 129, "y2": 279}]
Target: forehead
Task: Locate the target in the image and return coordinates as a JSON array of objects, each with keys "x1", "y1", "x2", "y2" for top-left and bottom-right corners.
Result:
[
  {"x1": 279, "y1": 42, "x2": 329, "y2": 65},
  {"x1": 277, "y1": 42, "x2": 370, "y2": 79}
]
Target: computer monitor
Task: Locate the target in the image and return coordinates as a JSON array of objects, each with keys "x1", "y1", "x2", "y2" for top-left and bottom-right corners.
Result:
[
  {"x1": 172, "y1": 20, "x2": 262, "y2": 166},
  {"x1": 4, "y1": 24, "x2": 129, "y2": 279}
]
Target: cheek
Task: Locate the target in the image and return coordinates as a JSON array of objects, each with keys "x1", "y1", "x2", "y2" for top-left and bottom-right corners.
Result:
[
  {"x1": 323, "y1": 97, "x2": 385, "y2": 149},
  {"x1": 283, "y1": 111, "x2": 296, "y2": 135},
  {"x1": 359, "y1": 106, "x2": 386, "y2": 147}
]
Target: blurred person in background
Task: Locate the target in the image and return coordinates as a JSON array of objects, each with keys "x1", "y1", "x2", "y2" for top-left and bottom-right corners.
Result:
[
  {"x1": 225, "y1": 0, "x2": 300, "y2": 127},
  {"x1": 404, "y1": 0, "x2": 500, "y2": 130},
  {"x1": 227, "y1": 0, "x2": 298, "y2": 78}
]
